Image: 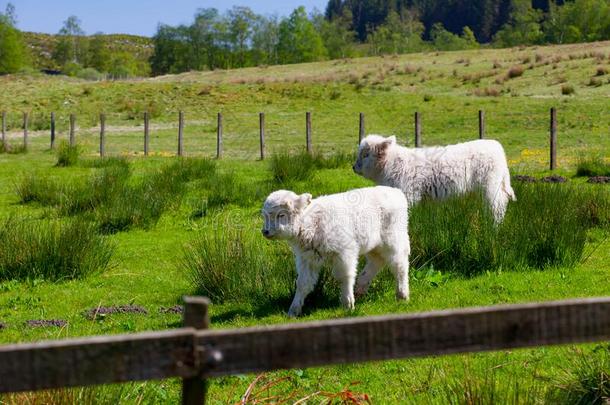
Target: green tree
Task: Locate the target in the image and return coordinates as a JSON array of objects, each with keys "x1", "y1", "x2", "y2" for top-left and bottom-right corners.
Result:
[
  {"x1": 544, "y1": 0, "x2": 610, "y2": 44},
  {"x1": 320, "y1": 8, "x2": 356, "y2": 59},
  {"x1": 227, "y1": 6, "x2": 256, "y2": 67},
  {"x1": 0, "y1": 3, "x2": 28, "y2": 74},
  {"x1": 493, "y1": 0, "x2": 543, "y2": 46},
  {"x1": 87, "y1": 33, "x2": 111, "y2": 72},
  {"x1": 53, "y1": 15, "x2": 88, "y2": 68},
  {"x1": 277, "y1": 7, "x2": 327, "y2": 64},
  {"x1": 251, "y1": 15, "x2": 279, "y2": 65},
  {"x1": 431, "y1": 23, "x2": 479, "y2": 50},
  {"x1": 367, "y1": 9, "x2": 424, "y2": 55}
]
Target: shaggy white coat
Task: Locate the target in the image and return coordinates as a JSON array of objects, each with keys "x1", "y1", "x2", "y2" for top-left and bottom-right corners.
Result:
[
  {"x1": 353, "y1": 135, "x2": 516, "y2": 222},
  {"x1": 261, "y1": 186, "x2": 410, "y2": 317}
]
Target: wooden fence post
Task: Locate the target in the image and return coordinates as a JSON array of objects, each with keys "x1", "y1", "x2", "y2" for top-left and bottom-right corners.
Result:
[
  {"x1": 414, "y1": 111, "x2": 421, "y2": 148},
  {"x1": 69, "y1": 114, "x2": 76, "y2": 146},
  {"x1": 306, "y1": 112, "x2": 312, "y2": 154},
  {"x1": 216, "y1": 112, "x2": 222, "y2": 159},
  {"x1": 23, "y1": 112, "x2": 28, "y2": 150},
  {"x1": 478, "y1": 110, "x2": 485, "y2": 139},
  {"x1": 181, "y1": 297, "x2": 210, "y2": 405},
  {"x1": 50, "y1": 112, "x2": 56, "y2": 149},
  {"x1": 359, "y1": 112, "x2": 365, "y2": 144},
  {"x1": 178, "y1": 111, "x2": 184, "y2": 157},
  {"x1": 1, "y1": 111, "x2": 6, "y2": 150},
  {"x1": 144, "y1": 112, "x2": 150, "y2": 157},
  {"x1": 259, "y1": 112, "x2": 265, "y2": 160},
  {"x1": 99, "y1": 113, "x2": 105, "y2": 158},
  {"x1": 550, "y1": 107, "x2": 557, "y2": 171}
]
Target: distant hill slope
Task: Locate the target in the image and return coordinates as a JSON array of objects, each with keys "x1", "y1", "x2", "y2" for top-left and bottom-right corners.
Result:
[{"x1": 22, "y1": 32, "x2": 154, "y2": 70}]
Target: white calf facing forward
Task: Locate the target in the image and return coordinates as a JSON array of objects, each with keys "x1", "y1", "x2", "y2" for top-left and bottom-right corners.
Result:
[{"x1": 261, "y1": 187, "x2": 410, "y2": 317}]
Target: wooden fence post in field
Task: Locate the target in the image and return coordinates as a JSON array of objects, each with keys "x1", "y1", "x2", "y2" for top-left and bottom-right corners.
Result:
[
  {"x1": 359, "y1": 112, "x2": 365, "y2": 144},
  {"x1": 99, "y1": 113, "x2": 106, "y2": 158},
  {"x1": 550, "y1": 107, "x2": 557, "y2": 171},
  {"x1": 306, "y1": 112, "x2": 312, "y2": 154},
  {"x1": 478, "y1": 110, "x2": 485, "y2": 139},
  {"x1": 181, "y1": 296, "x2": 210, "y2": 405},
  {"x1": 414, "y1": 111, "x2": 421, "y2": 148},
  {"x1": 23, "y1": 112, "x2": 28, "y2": 150},
  {"x1": 144, "y1": 112, "x2": 150, "y2": 157},
  {"x1": 178, "y1": 111, "x2": 184, "y2": 157},
  {"x1": 1, "y1": 111, "x2": 6, "y2": 150},
  {"x1": 69, "y1": 114, "x2": 76, "y2": 146},
  {"x1": 50, "y1": 112, "x2": 56, "y2": 149},
  {"x1": 259, "y1": 112, "x2": 265, "y2": 160},
  {"x1": 216, "y1": 112, "x2": 223, "y2": 159}
]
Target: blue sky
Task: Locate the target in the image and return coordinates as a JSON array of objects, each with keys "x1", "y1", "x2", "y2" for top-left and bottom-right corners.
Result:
[{"x1": 5, "y1": 0, "x2": 328, "y2": 36}]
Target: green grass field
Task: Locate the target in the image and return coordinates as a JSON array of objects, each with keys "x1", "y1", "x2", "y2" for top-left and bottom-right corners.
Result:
[{"x1": 1, "y1": 41, "x2": 610, "y2": 404}]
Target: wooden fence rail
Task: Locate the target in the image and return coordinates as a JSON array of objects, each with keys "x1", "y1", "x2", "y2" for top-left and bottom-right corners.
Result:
[
  {"x1": 0, "y1": 109, "x2": 562, "y2": 170},
  {"x1": 2, "y1": 297, "x2": 610, "y2": 402}
]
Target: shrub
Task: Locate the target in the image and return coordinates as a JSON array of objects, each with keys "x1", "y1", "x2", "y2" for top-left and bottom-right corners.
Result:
[
  {"x1": 76, "y1": 67, "x2": 105, "y2": 81},
  {"x1": 55, "y1": 141, "x2": 80, "y2": 167},
  {"x1": 561, "y1": 84, "x2": 576, "y2": 95},
  {"x1": 576, "y1": 155, "x2": 610, "y2": 177},
  {"x1": 506, "y1": 65, "x2": 524, "y2": 79},
  {"x1": 596, "y1": 66, "x2": 608, "y2": 76},
  {"x1": 183, "y1": 226, "x2": 295, "y2": 303},
  {"x1": 0, "y1": 218, "x2": 114, "y2": 281},
  {"x1": 588, "y1": 77, "x2": 603, "y2": 87}
]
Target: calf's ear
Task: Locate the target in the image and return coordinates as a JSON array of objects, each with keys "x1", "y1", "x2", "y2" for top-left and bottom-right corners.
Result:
[
  {"x1": 375, "y1": 135, "x2": 396, "y2": 155},
  {"x1": 382, "y1": 136, "x2": 396, "y2": 148},
  {"x1": 295, "y1": 193, "x2": 312, "y2": 211}
]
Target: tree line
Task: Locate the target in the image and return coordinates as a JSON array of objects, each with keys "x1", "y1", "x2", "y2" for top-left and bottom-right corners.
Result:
[
  {"x1": 1, "y1": 1, "x2": 609, "y2": 77},
  {"x1": 150, "y1": 0, "x2": 610, "y2": 75}
]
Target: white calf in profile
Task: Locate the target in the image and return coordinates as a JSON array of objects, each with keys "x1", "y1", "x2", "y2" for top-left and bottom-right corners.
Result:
[
  {"x1": 353, "y1": 135, "x2": 516, "y2": 222},
  {"x1": 261, "y1": 186, "x2": 410, "y2": 317}
]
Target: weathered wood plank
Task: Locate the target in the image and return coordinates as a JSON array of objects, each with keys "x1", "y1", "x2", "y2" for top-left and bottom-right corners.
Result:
[
  {"x1": 0, "y1": 329, "x2": 197, "y2": 393},
  {"x1": 182, "y1": 297, "x2": 210, "y2": 405},
  {"x1": 197, "y1": 297, "x2": 610, "y2": 377}
]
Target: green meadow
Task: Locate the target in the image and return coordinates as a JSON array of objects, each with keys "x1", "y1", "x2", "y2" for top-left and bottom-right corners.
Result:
[{"x1": 1, "y1": 41, "x2": 610, "y2": 404}]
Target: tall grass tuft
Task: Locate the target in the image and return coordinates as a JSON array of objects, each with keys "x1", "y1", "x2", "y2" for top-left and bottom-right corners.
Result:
[
  {"x1": 549, "y1": 348, "x2": 610, "y2": 404},
  {"x1": 55, "y1": 141, "x2": 80, "y2": 167},
  {"x1": 0, "y1": 218, "x2": 114, "y2": 281},
  {"x1": 17, "y1": 157, "x2": 218, "y2": 233},
  {"x1": 183, "y1": 226, "x2": 295, "y2": 303},
  {"x1": 270, "y1": 151, "x2": 356, "y2": 184},
  {"x1": 0, "y1": 143, "x2": 27, "y2": 154},
  {"x1": 410, "y1": 192, "x2": 496, "y2": 276},
  {"x1": 270, "y1": 152, "x2": 317, "y2": 184},
  {"x1": 95, "y1": 158, "x2": 215, "y2": 233},
  {"x1": 410, "y1": 183, "x2": 609, "y2": 275},
  {"x1": 576, "y1": 155, "x2": 610, "y2": 177}
]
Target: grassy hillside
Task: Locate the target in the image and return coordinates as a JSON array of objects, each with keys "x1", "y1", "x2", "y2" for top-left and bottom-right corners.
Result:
[
  {"x1": 1, "y1": 40, "x2": 609, "y2": 168},
  {"x1": 22, "y1": 32, "x2": 153, "y2": 70},
  {"x1": 0, "y1": 42, "x2": 609, "y2": 403}
]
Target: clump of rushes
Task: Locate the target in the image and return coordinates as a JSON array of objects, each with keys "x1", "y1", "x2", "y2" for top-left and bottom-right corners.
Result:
[
  {"x1": 0, "y1": 218, "x2": 114, "y2": 281},
  {"x1": 576, "y1": 155, "x2": 610, "y2": 177},
  {"x1": 55, "y1": 141, "x2": 80, "y2": 167}
]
